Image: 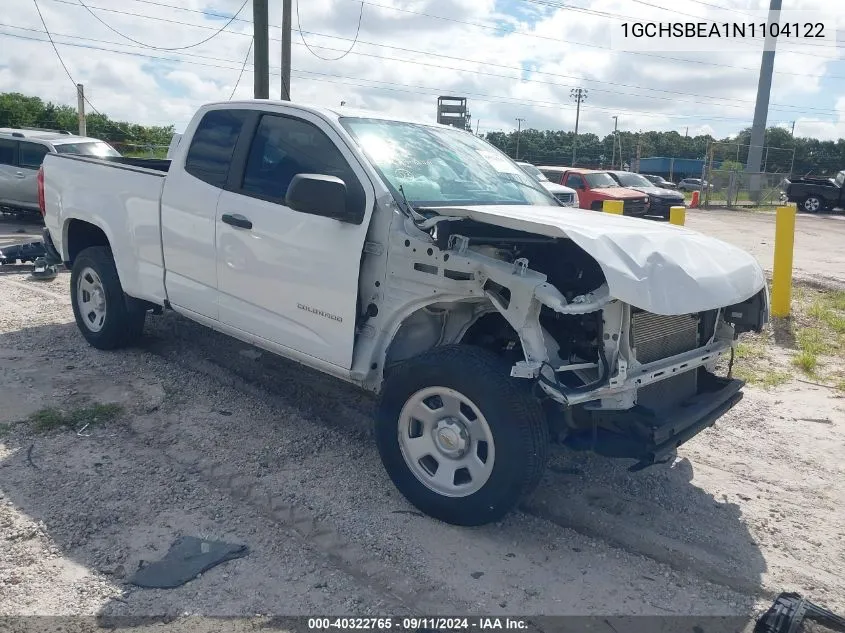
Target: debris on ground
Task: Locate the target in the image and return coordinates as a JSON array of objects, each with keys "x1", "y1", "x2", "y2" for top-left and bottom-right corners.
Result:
[
  {"x1": 754, "y1": 592, "x2": 845, "y2": 633},
  {"x1": 128, "y1": 536, "x2": 249, "y2": 589}
]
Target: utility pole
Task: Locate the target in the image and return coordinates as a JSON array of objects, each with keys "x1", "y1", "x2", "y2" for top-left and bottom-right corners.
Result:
[
  {"x1": 746, "y1": 0, "x2": 782, "y2": 199},
  {"x1": 570, "y1": 88, "x2": 587, "y2": 166},
  {"x1": 253, "y1": 0, "x2": 269, "y2": 99},
  {"x1": 515, "y1": 118, "x2": 525, "y2": 160},
  {"x1": 611, "y1": 115, "x2": 618, "y2": 169},
  {"x1": 475, "y1": 119, "x2": 480, "y2": 136},
  {"x1": 281, "y1": 0, "x2": 291, "y2": 100},
  {"x1": 76, "y1": 83, "x2": 86, "y2": 136},
  {"x1": 791, "y1": 120, "x2": 796, "y2": 135}
]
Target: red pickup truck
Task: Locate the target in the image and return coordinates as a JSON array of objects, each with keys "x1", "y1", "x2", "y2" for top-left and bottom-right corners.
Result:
[{"x1": 539, "y1": 167, "x2": 649, "y2": 217}]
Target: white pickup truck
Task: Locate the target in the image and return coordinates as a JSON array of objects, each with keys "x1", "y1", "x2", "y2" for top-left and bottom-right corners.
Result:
[{"x1": 39, "y1": 100, "x2": 769, "y2": 526}]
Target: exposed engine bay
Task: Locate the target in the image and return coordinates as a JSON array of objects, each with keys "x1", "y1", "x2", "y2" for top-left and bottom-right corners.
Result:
[{"x1": 377, "y1": 212, "x2": 769, "y2": 469}]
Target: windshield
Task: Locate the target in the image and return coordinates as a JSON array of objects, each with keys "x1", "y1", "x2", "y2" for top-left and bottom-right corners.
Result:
[
  {"x1": 613, "y1": 172, "x2": 652, "y2": 188},
  {"x1": 583, "y1": 172, "x2": 619, "y2": 188},
  {"x1": 518, "y1": 163, "x2": 549, "y2": 182},
  {"x1": 55, "y1": 141, "x2": 120, "y2": 157},
  {"x1": 340, "y1": 118, "x2": 556, "y2": 207}
]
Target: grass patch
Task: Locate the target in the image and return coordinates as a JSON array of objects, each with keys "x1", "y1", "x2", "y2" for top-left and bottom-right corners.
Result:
[
  {"x1": 28, "y1": 403, "x2": 123, "y2": 432},
  {"x1": 792, "y1": 350, "x2": 818, "y2": 375}
]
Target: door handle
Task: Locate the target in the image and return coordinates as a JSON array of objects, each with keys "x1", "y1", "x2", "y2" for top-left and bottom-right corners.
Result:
[
  {"x1": 14, "y1": 172, "x2": 25, "y2": 178},
  {"x1": 221, "y1": 213, "x2": 252, "y2": 230}
]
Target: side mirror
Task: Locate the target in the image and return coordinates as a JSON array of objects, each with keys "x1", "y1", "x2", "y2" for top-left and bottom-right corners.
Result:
[{"x1": 285, "y1": 173, "x2": 360, "y2": 223}]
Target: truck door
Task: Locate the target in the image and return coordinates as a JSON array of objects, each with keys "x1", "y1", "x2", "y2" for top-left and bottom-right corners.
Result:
[
  {"x1": 161, "y1": 108, "x2": 250, "y2": 320},
  {"x1": 214, "y1": 109, "x2": 374, "y2": 369},
  {"x1": 563, "y1": 173, "x2": 588, "y2": 208}
]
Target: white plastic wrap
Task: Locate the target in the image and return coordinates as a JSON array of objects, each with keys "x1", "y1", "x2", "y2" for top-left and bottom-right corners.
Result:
[{"x1": 440, "y1": 205, "x2": 767, "y2": 315}]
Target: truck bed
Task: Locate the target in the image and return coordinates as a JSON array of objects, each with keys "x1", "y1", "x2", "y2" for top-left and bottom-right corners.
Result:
[{"x1": 42, "y1": 153, "x2": 168, "y2": 305}]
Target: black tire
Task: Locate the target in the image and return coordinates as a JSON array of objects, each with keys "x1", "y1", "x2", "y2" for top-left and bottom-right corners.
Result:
[
  {"x1": 375, "y1": 345, "x2": 549, "y2": 526},
  {"x1": 70, "y1": 246, "x2": 146, "y2": 350},
  {"x1": 801, "y1": 196, "x2": 824, "y2": 213}
]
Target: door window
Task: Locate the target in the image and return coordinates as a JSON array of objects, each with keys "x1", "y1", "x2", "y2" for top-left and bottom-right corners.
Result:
[
  {"x1": 239, "y1": 114, "x2": 364, "y2": 215},
  {"x1": 0, "y1": 139, "x2": 16, "y2": 166},
  {"x1": 566, "y1": 174, "x2": 585, "y2": 189},
  {"x1": 19, "y1": 142, "x2": 49, "y2": 169},
  {"x1": 184, "y1": 109, "x2": 248, "y2": 188}
]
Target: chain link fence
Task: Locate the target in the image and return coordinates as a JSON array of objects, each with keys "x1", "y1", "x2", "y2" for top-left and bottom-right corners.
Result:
[{"x1": 702, "y1": 170, "x2": 789, "y2": 208}]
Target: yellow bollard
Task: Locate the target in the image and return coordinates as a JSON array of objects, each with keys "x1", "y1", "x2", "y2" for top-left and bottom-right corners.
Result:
[
  {"x1": 771, "y1": 205, "x2": 796, "y2": 318},
  {"x1": 669, "y1": 206, "x2": 686, "y2": 226},
  {"x1": 602, "y1": 199, "x2": 624, "y2": 214}
]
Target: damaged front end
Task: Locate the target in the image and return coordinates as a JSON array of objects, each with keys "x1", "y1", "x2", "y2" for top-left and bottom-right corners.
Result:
[{"x1": 413, "y1": 215, "x2": 769, "y2": 471}]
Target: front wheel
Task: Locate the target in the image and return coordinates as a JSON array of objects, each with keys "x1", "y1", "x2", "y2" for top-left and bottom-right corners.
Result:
[
  {"x1": 70, "y1": 246, "x2": 146, "y2": 350},
  {"x1": 375, "y1": 346, "x2": 549, "y2": 526}
]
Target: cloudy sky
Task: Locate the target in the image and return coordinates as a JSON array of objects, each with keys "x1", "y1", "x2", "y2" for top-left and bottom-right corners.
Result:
[{"x1": 1, "y1": 0, "x2": 844, "y2": 141}]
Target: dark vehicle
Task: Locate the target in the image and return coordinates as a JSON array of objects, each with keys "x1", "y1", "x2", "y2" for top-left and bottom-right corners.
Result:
[
  {"x1": 606, "y1": 170, "x2": 685, "y2": 220},
  {"x1": 785, "y1": 170, "x2": 845, "y2": 213},
  {"x1": 642, "y1": 174, "x2": 677, "y2": 189}
]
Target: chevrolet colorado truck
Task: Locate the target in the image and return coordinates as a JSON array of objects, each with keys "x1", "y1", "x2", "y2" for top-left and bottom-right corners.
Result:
[
  {"x1": 785, "y1": 170, "x2": 845, "y2": 213},
  {"x1": 39, "y1": 100, "x2": 769, "y2": 526}
]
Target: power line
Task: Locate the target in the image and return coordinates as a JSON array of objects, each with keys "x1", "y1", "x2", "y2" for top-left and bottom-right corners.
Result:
[
  {"x1": 295, "y1": 0, "x2": 364, "y2": 61},
  {"x1": 41, "y1": 0, "x2": 841, "y2": 115},
  {"x1": 63, "y1": 0, "x2": 845, "y2": 76},
  {"x1": 6, "y1": 16, "x2": 840, "y2": 118},
  {"x1": 229, "y1": 37, "x2": 253, "y2": 99},
  {"x1": 1, "y1": 26, "x2": 793, "y2": 125},
  {"x1": 29, "y1": 0, "x2": 135, "y2": 138},
  {"x1": 76, "y1": 0, "x2": 249, "y2": 51}
]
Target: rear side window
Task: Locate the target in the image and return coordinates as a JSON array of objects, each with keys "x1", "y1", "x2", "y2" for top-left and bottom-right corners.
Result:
[
  {"x1": 0, "y1": 139, "x2": 15, "y2": 166},
  {"x1": 185, "y1": 109, "x2": 248, "y2": 188},
  {"x1": 19, "y1": 142, "x2": 49, "y2": 168},
  {"x1": 239, "y1": 114, "x2": 365, "y2": 213}
]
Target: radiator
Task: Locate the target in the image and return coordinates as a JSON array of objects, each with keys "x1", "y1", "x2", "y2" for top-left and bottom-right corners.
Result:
[{"x1": 630, "y1": 312, "x2": 700, "y2": 411}]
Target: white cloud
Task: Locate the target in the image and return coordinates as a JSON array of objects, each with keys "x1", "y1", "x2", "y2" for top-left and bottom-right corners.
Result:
[{"x1": 0, "y1": 0, "x2": 842, "y2": 140}]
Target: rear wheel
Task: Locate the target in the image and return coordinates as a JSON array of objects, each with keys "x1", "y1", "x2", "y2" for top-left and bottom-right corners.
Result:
[
  {"x1": 801, "y1": 196, "x2": 823, "y2": 213},
  {"x1": 70, "y1": 246, "x2": 146, "y2": 349},
  {"x1": 376, "y1": 345, "x2": 549, "y2": 526}
]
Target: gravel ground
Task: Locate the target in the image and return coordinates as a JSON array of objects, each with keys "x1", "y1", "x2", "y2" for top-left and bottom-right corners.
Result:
[{"x1": 0, "y1": 223, "x2": 843, "y2": 627}]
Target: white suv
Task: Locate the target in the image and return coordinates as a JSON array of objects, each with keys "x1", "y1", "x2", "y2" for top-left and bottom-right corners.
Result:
[
  {"x1": 516, "y1": 161, "x2": 579, "y2": 207},
  {"x1": 0, "y1": 128, "x2": 120, "y2": 215}
]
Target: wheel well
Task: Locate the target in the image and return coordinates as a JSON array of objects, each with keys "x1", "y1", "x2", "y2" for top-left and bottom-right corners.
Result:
[
  {"x1": 65, "y1": 220, "x2": 110, "y2": 264},
  {"x1": 384, "y1": 302, "x2": 524, "y2": 369},
  {"x1": 590, "y1": 201, "x2": 603, "y2": 211}
]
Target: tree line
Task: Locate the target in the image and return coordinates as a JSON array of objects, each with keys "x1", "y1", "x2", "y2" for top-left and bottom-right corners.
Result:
[
  {"x1": 2, "y1": 92, "x2": 843, "y2": 175},
  {"x1": 0, "y1": 92, "x2": 174, "y2": 155},
  {"x1": 484, "y1": 125, "x2": 845, "y2": 177}
]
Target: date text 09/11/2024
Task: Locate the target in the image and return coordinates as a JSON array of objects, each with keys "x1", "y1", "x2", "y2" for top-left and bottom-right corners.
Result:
[{"x1": 307, "y1": 617, "x2": 529, "y2": 630}]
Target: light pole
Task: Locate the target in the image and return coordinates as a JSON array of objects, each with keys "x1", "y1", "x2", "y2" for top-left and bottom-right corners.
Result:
[
  {"x1": 515, "y1": 118, "x2": 525, "y2": 160},
  {"x1": 570, "y1": 88, "x2": 587, "y2": 165}
]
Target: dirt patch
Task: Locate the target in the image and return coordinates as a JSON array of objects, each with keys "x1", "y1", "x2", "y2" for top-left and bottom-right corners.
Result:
[{"x1": 1, "y1": 270, "x2": 844, "y2": 625}]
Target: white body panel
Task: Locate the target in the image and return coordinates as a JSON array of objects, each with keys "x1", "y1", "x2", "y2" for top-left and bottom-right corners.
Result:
[{"x1": 41, "y1": 155, "x2": 167, "y2": 305}]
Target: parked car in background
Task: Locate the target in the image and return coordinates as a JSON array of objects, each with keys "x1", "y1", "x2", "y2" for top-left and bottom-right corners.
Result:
[
  {"x1": 785, "y1": 170, "x2": 845, "y2": 213},
  {"x1": 642, "y1": 174, "x2": 677, "y2": 189},
  {"x1": 606, "y1": 170, "x2": 685, "y2": 220},
  {"x1": 515, "y1": 161, "x2": 579, "y2": 207},
  {"x1": 678, "y1": 178, "x2": 710, "y2": 192},
  {"x1": 539, "y1": 166, "x2": 649, "y2": 217},
  {"x1": 0, "y1": 127, "x2": 120, "y2": 216}
]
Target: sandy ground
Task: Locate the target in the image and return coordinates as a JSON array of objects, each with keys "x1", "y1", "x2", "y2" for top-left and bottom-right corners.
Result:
[
  {"x1": 0, "y1": 214, "x2": 844, "y2": 629},
  {"x1": 687, "y1": 208, "x2": 845, "y2": 287}
]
